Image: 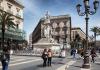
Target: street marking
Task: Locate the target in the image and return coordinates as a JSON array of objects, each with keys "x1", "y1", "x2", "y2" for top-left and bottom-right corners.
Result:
[
  {"x1": 56, "y1": 60, "x2": 76, "y2": 70},
  {"x1": 81, "y1": 69, "x2": 90, "y2": 70},
  {"x1": 10, "y1": 59, "x2": 27, "y2": 63},
  {"x1": 0, "y1": 59, "x2": 41, "y2": 68},
  {"x1": 10, "y1": 58, "x2": 37, "y2": 63}
]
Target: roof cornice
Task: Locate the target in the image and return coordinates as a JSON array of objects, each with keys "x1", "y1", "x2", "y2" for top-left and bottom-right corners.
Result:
[{"x1": 6, "y1": 0, "x2": 24, "y2": 8}]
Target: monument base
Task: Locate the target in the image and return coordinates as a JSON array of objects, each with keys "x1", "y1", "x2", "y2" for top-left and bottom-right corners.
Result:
[{"x1": 33, "y1": 38, "x2": 60, "y2": 56}]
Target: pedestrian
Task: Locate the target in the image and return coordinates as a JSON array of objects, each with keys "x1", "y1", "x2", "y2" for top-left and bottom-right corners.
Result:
[
  {"x1": 41, "y1": 48, "x2": 48, "y2": 67},
  {"x1": 47, "y1": 49, "x2": 53, "y2": 66},
  {"x1": 72, "y1": 48, "x2": 76, "y2": 59},
  {"x1": 90, "y1": 48, "x2": 97, "y2": 63},
  {"x1": 0, "y1": 47, "x2": 10, "y2": 70},
  {"x1": 70, "y1": 49, "x2": 73, "y2": 56}
]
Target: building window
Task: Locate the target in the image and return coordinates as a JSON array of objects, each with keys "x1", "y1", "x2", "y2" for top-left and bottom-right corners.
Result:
[
  {"x1": 16, "y1": 8, "x2": 21, "y2": 18},
  {"x1": 7, "y1": 3, "x2": 13, "y2": 14},
  {"x1": 55, "y1": 27, "x2": 60, "y2": 32},
  {"x1": 16, "y1": 24, "x2": 19, "y2": 29},
  {"x1": 16, "y1": 20, "x2": 20, "y2": 28},
  {"x1": 62, "y1": 26, "x2": 67, "y2": 31},
  {"x1": 56, "y1": 23, "x2": 59, "y2": 26},
  {"x1": 16, "y1": 8, "x2": 20, "y2": 13},
  {"x1": 7, "y1": 3, "x2": 12, "y2": 9}
]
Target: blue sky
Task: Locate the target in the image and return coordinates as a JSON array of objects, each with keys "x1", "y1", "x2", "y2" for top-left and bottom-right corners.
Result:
[{"x1": 18, "y1": 0, "x2": 100, "y2": 41}]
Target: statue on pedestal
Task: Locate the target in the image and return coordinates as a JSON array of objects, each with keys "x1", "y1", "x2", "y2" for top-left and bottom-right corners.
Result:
[
  {"x1": 43, "y1": 11, "x2": 51, "y2": 38},
  {"x1": 44, "y1": 25, "x2": 50, "y2": 38}
]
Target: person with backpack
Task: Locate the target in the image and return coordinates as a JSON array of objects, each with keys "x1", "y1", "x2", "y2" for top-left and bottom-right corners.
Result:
[
  {"x1": 90, "y1": 48, "x2": 97, "y2": 63},
  {"x1": 72, "y1": 48, "x2": 76, "y2": 59},
  {"x1": 41, "y1": 48, "x2": 48, "y2": 67}
]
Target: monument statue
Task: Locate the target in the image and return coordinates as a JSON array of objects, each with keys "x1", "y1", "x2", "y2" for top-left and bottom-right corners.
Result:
[
  {"x1": 44, "y1": 25, "x2": 50, "y2": 38},
  {"x1": 43, "y1": 11, "x2": 51, "y2": 38}
]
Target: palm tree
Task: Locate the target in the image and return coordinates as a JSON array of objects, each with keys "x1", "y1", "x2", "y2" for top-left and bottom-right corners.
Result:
[
  {"x1": 0, "y1": 10, "x2": 15, "y2": 49},
  {"x1": 90, "y1": 27, "x2": 100, "y2": 47}
]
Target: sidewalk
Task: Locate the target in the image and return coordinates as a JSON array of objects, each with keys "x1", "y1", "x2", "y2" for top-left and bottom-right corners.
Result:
[{"x1": 56, "y1": 53, "x2": 100, "y2": 70}]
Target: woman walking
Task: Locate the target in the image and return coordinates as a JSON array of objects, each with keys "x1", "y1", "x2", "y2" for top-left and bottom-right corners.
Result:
[{"x1": 47, "y1": 49, "x2": 53, "y2": 66}]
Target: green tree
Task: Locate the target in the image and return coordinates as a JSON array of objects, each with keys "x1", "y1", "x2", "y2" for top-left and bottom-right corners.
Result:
[
  {"x1": 0, "y1": 10, "x2": 15, "y2": 49},
  {"x1": 90, "y1": 27, "x2": 100, "y2": 47}
]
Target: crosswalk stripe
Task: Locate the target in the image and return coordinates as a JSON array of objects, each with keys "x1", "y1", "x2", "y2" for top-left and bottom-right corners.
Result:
[
  {"x1": 0, "y1": 59, "x2": 41, "y2": 68},
  {"x1": 56, "y1": 60, "x2": 76, "y2": 70},
  {"x1": 10, "y1": 59, "x2": 27, "y2": 63},
  {"x1": 10, "y1": 58, "x2": 38, "y2": 63}
]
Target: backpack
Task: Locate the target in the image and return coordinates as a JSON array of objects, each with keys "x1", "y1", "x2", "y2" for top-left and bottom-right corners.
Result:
[
  {"x1": 41, "y1": 52, "x2": 47, "y2": 59},
  {"x1": 0, "y1": 53, "x2": 6, "y2": 61}
]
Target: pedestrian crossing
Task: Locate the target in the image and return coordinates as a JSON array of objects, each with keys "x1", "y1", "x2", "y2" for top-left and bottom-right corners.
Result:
[
  {"x1": 0, "y1": 56, "x2": 42, "y2": 69},
  {"x1": 0, "y1": 54, "x2": 99, "y2": 70}
]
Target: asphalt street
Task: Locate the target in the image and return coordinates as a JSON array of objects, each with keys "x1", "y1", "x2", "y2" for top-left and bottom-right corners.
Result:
[
  {"x1": 0, "y1": 55, "x2": 71, "y2": 70},
  {"x1": 0, "y1": 53, "x2": 100, "y2": 70}
]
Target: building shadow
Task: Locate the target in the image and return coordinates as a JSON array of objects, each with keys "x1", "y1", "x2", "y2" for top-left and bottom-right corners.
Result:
[
  {"x1": 52, "y1": 61, "x2": 65, "y2": 65},
  {"x1": 20, "y1": 66, "x2": 39, "y2": 70},
  {"x1": 37, "y1": 64, "x2": 43, "y2": 67}
]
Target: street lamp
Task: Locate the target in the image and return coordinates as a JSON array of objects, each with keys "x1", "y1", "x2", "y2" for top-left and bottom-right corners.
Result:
[{"x1": 76, "y1": 0, "x2": 99, "y2": 69}]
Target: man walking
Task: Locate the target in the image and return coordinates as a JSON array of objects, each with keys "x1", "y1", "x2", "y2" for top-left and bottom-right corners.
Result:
[{"x1": 41, "y1": 49, "x2": 48, "y2": 67}]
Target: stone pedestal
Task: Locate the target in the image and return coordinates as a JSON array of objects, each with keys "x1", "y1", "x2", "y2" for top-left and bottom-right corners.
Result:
[{"x1": 33, "y1": 38, "x2": 60, "y2": 49}]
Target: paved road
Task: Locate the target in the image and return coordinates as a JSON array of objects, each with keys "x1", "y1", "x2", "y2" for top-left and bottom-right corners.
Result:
[
  {"x1": 0, "y1": 53, "x2": 99, "y2": 70},
  {"x1": 0, "y1": 55, "x2": 71, "y2": 70},
  {"x1": 62, "y1": 53, "x2": 100, "y2": 70}
]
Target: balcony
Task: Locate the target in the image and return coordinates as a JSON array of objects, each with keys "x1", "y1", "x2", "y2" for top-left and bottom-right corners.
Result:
[
  {"x1": 7, "y1": 10, "x2": 13, "y2": 15},
  {"x1": 0, "y1": 6, "x2": 4, "y2": 10},
  {"x1": 0, "y1": 26, "x2": 26, "y2": 40}
]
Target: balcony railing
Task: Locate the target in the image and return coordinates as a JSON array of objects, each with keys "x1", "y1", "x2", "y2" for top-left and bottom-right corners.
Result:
[{"x1": 0, "y1": 26, "x2": 26, "y2": 40}]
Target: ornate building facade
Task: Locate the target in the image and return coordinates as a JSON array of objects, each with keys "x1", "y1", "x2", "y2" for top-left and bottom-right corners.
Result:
[
  {"x1": 71, "y1": 27, "x2": 91, "y2": 42},
  {"x1": 32, "y1": 15, "x2": 71, "y2": 47},
  {"x1": 71, "y1": 27, "x2": 92, "y2": 49},
  {"x1": 0, "y1": 0, "x2": 26, "y2": 50}
]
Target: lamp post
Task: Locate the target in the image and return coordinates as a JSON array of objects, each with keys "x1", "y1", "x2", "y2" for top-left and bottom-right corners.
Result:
[{"x1": 76, "y1": 0, "x2": 99, "y2": 68}]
